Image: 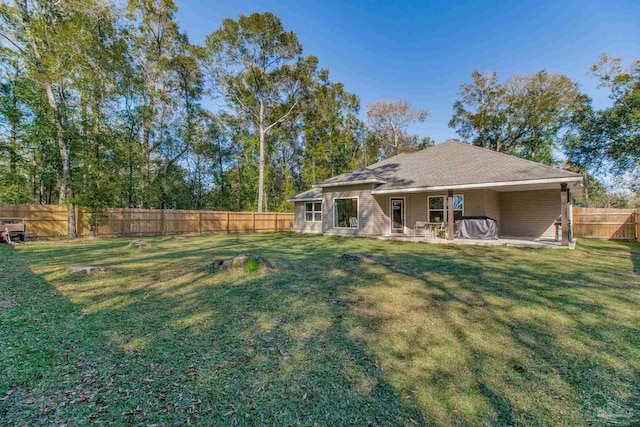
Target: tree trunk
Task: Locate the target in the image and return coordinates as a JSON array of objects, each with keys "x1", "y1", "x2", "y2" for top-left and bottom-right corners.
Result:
[
  {"x1": 9, "y1": 80, "x2": 18, "y2": 174},
  {"x1": 19, "y1": 2, "x2": 75, "y2": 237},
  {"x1": 583, "y1": 171, "x2": 589, "y2": 207},
  {"x1": 258, "y1": 101, "x2": 266, "y2": 213},
  {"x1": 43, "y1": 83, "x2": 76, "y2": 238}
]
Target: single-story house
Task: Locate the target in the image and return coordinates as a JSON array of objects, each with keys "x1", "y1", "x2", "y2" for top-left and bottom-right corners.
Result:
[{"x1": 288, "y1": 139, "x2": 583, "y2": 246}]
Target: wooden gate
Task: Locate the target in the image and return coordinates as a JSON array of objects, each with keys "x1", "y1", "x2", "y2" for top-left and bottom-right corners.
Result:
[{"x1": 573, "y1": 207, "x2": 638, "y2": 240}]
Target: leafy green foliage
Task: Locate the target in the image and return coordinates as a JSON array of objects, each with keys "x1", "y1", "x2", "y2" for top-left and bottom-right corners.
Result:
[
  {"x1": 243, "y1": 256, "x2": 260, "y2": 272},
  {"x1": 566, "y1": 54, "x2": 640, "y2": 178},
  {"x1": 450, "y1": 70, "x2": 590, "y2": 164}
]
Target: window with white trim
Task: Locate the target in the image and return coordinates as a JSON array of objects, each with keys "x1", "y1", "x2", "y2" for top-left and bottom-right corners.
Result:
[
  {"x1": 305, "y1": 202, "x2": 322, "y2": 222},
  {"x1": 334, "y1": 198, "x2": 358, "y2": 228},
  {"x1": 428, "y1": 195, "x2": 464, "y2": 223}
]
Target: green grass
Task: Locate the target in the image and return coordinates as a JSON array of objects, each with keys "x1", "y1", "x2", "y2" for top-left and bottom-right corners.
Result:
[{"x1": 1, "y1": 233, "x2": 639, "y2": 426}]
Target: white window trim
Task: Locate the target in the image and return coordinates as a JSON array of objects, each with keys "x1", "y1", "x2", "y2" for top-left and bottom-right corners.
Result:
[
  {"x1": 389, "y1": 197, "x2": 406, "y2": 234},
  {"x1": 428, "y1": 194, "x2": 464, "y2": 222},
  {"x1": 304, "y1": 201, "x2": 322, "y2": 223},
  {"x1": 332, "y1": 196, "x2": 360, "y2": 229}
]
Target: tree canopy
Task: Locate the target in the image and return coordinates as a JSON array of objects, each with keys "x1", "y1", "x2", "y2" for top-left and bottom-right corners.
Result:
[
  {"x1": 449, "y1": 70, "x2": 590, "y2": 164},
  {"x1": 565, "y1": 54, "x2": 639, "y2": 179}
]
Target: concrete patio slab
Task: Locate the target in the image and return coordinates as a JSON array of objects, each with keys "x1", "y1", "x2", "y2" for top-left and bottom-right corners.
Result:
[{"x1": 377, "y1": 234, "x2": 576, "y2": 249}]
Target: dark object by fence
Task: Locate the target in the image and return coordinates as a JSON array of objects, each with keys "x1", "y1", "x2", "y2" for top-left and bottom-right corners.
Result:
[{"x1": 1, "y1": 218, "x2": 26, "y2": 244}]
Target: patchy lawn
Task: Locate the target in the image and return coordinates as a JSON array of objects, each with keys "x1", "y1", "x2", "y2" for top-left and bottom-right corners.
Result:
[{"x1": 1, "y1": 234, "x2": 639, "y2": 426}]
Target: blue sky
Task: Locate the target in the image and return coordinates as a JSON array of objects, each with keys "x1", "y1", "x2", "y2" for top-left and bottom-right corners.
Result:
[{"x1": 176, "y1": 0, "x2": 640, "y2": 143}]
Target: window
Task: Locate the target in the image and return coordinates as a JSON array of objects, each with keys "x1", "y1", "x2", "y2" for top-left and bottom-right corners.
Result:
[
  {"x1": 428, "y1": 195, "x2": 464, "y2": 223},
  {"x1": 305, "y1": 202, "x2": 322, "y2": 222},
  {"x1": 334, "y1": 198, "x2": 358, "y2": 228}
]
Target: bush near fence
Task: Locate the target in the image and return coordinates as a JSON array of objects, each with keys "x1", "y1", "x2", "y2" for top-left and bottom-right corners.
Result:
[
  {"x1": 0, "y1": 204, "x2": 294, "y2": 238},
  {"x1": 573, "y1": 207, "x2": 638, "y2": 241}
]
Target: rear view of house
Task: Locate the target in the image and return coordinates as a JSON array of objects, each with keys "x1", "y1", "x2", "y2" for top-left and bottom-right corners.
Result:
[{"x1": 288, "y1": 139, "x2": 583, "y2": 246}]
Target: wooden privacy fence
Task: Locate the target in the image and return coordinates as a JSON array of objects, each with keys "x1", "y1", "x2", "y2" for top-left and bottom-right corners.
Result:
[
  {"x1": 573, "y1": 207, "x2": 638, "y2": 241},
  {"x1": 0, "y1": 204, "x2": 294, "y2": 238}
]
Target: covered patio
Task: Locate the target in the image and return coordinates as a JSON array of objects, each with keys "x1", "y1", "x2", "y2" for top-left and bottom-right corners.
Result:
[
  {"x1": 377, "y1": 234, "x2": 577, "y2": 249},
  {"x1": 372, "y1": 179, "x2": 583, "y2": 248}
]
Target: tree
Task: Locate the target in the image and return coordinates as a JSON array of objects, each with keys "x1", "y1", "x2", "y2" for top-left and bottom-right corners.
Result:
[
  {"x1": 203, "y1": 12, "x2": 314, "y2": 212},
  {"x1": 126, "y1": 0, "x2": 188, "y2": 208},
  {"x1": 366, "y1": 100, "x2": 428, "y2": 159},
  {"x1": 301, "y1": 69, "x2": 365, "y2": 185},
  {"x1": 0, "y1": 5, "x2": 372, "y2": 220},
  {"x1": 450, "y1": 70, "x2": 589, "y2": 164},
  {"x1": 1, "y1": 0, "x2": 122, "y2": 236},
  {"x1": 569, "y1": 54, "x2": 639, "y2": 177}
]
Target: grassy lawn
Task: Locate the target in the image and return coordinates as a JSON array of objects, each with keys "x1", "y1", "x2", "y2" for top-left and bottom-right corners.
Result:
[{"x1": 1, "y1": 234, "x2": 639, "y2": 426}]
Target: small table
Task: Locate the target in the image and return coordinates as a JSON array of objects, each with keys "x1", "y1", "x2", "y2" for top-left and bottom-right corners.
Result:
[{"x1": 428, "y1": 222, "x2": 447, "y2": 239}]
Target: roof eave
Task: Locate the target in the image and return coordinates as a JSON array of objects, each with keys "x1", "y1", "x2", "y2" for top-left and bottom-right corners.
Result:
[
  {"x1": 370, "y1": 176, "x2": 584, "y2": 194},
  {"x1": 287, "y1": 197, "x2": 323, "y2": 202},
  {"x1": 313, "y1": 179, "x2": 387, "y2": 188}
]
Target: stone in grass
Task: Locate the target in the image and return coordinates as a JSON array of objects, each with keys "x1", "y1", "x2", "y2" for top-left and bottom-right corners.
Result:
[
  {"x1": 128, "y1": 241, "x2": 147, "y2": 248},
  {"x1": 70, "y1": 266, "x2": 105, "y2": 275},
  {"x1": 339, "y1": 253, "x2": 375, "y2": 262},
  {"x1": 209, "y1": 254, "x2": 273, "y2": 272}
]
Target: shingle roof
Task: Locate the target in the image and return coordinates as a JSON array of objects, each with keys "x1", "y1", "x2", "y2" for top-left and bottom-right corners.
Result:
[
  {"x1": 313, "y1": 139, "x2": 582, "y2": 191},
  {"x1": 287, "y1": 187, "x2": 323, "y2": 202}
]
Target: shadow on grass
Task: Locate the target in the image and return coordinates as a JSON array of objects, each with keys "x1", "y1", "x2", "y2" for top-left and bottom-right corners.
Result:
[
  {"x1": 3, "y1": 235, "x2": 640, "y2": 426},
  {"x1": 2, "y1": 235, "x2": 427, "y2": 426}
]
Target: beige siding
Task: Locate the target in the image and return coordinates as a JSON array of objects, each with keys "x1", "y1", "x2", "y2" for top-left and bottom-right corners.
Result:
[
  {"x1": 483, "y1": 189, "x2": 501, "y2": 234},
  {"x1": 500, "y1": 190, "x2": 559, "y2": 239},
  {"x1": 293, "y1": 202, "x2": 323, "y2": 234},
  {"x1": 311, "y1": 186, "x2": 561, "y2": 239},
  {"x1": 322, "y1": 184, "x2": 387, "y2": 236},
  {"x1": 383, "y1": 189, "x2": 487, "y2": 235}
]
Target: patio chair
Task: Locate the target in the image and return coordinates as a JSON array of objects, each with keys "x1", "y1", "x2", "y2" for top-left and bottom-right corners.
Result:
[
  {"x1": 413, "y1": 221, "x2": 429, "y2": 237},
  {"x1": 434, "y1": 222, "x2": 447, "y2": 239},
  {"x1": 348, "y1": 217, "x2": 358, "y2": 228}
]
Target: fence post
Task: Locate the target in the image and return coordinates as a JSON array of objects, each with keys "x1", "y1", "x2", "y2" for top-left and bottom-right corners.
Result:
[
  {"x1": 198, "y1": 212, "x2": 202, "y2": 234},
  {"x1": 252, "y1": 212, "x2": 256, "y2": 233},
  {"x1": 75, "y1": 206, "x2": 81, "y2": 237},
  {"x1": 121, "y1": 208, "x2": 126, "y2": 237},
  {"x1": 274, "y1": 213, "x2": 278, "y2": 232},
  {"x1": 160, "y1": 209, "x2": 165, "y2": 235},
  {"x1": 636, "y1": 209, "x2": 639, "y2": 242},
  {"x1": 226, "y1": 212, "x2": 230, "y2": 234}
]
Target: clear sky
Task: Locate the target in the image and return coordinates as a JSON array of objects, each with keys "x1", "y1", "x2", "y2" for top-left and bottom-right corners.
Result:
[{"x1": 175, "y1": 0, "x2": 640, "y2": 143}]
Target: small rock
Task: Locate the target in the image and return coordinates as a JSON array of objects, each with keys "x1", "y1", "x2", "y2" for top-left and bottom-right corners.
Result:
[
  {"x1": 70, "y1": 266, "x2": 105, "y2": 275},
  {"x1": 128, "y1": 241, "x2": 147, "y2": 248},
  {"x1": 512, "y1": 363, "x2": 525, "y2": 373},
  {"x1": 339, "y1": 253, "x2": 374, "y2": 262}
]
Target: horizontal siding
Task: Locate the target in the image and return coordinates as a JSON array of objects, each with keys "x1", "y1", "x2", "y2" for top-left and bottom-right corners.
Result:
[
  {"x1": 500, "y1": 190, "x2": 559, "y2": 239},
  {"x1": 293, "y1": 202, "x2": 322, "y2": 234},
  {"x1": 322, "y1": 184, "x2": 386, "y2": 236},
  {"x1": 483, "y1": 189, "x2": 501, "y2": 234},
  {"x1": 308, "y1": 187, "x2": 564, "y2": 239},
  {"x1": 377, "y1": 189, "x2": 487, "y2": 235}
]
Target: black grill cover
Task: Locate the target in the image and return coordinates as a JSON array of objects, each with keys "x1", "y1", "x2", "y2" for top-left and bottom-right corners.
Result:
[{"x1": 454, "y1": 216, "x2": 498, "y2": 240}]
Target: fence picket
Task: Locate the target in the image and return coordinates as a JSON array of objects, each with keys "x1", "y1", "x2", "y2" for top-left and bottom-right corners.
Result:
[
  {"x1": 0, "y1": 204, "x2": 293, "y2": 238},
  {"x1": 573, "y1": 207, "x2": 638, "y2": 240}
]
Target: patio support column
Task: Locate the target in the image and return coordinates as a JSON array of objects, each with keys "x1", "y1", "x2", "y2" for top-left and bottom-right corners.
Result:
[
  {"x1": 561, "y1": 183, "x2": 569, "y2": 246},
  {"x1": 447, "y1": 189, "x2": 455, "y2": 240}
]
